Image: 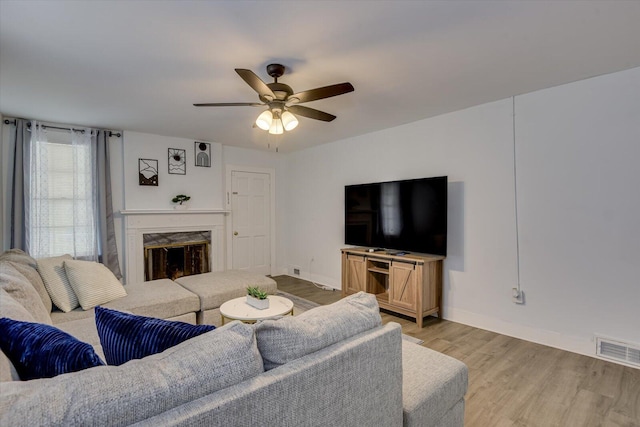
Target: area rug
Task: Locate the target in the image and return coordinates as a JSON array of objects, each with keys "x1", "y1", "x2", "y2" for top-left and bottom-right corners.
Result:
[
  {"x1": 275, "y1": 290, "x2": 321, "y2": 314},
  {"x1": 401, "y1": 334, "x2": 424, "y2": 345},
  {"x1": 275, "y1": 290, "x2": 424, "y2": 345}
]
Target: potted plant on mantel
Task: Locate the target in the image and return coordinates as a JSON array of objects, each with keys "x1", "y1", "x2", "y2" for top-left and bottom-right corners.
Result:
[
  {"x1": 172, "y1": 194, "x2": 190, "y2": 210},
  {"x1": 246, "y1": 286, "x2": 269, "y2": 310}
]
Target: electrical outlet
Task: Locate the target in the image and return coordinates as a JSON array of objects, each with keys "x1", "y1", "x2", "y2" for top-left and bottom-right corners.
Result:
[{"x1": 512, "y1": 287, "x2": 525, "y2": 304}]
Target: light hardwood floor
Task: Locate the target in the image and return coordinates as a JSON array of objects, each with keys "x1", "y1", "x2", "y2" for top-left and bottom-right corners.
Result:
[{"x1": 274, "y1": 275, "x2": 640, "y2": 427}]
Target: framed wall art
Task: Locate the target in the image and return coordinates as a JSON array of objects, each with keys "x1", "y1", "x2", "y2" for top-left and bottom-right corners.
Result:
[
  {"x1": 168, "y1": 148, "x2": 186, "y2": 175},
  {"x1": 195, "y1": 141, "x2": 211, "y2": 167},
  {"x1": 139, "y1": 159, "x2": 158, "y2": 186}
]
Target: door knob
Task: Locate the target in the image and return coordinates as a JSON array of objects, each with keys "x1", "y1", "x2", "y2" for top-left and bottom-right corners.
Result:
[{"x1": 234, "y1": 231, "x2": 238, "y2": 236}]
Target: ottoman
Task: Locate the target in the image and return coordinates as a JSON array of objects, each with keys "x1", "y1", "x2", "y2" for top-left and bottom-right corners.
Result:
[{"x1": 174, "y1": 270, "x2": 278, "y2": 326}]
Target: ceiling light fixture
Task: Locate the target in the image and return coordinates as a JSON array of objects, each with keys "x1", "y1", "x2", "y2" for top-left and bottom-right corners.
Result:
[
  {"x1": 268, "y1": 111, "x2": 284, "y2": 135},
  {"x1": 281, "y1": 111, "x2": 298, "y2": 131},
  {"x1": 257, "y1": 109, "x2": 298, "y2": 135},
  {"x1": 255, "y1": 110, "x2": 273, "y2": 130}
]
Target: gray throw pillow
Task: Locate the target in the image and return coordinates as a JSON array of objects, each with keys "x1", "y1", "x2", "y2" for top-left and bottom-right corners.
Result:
[
  {"x1": 0, "y1": 249, "x2": 53, "y2": 312},
  {"x1": 0, "y1": 262, "x2": 51, "y2": 325},
  {"x1": 36, "y1": 254, "x2": 77, "y2": 312},
  {"x1": 0, "y1": 249, "x2": 38, "y2": 268},
  {"x1": 6, "y1": 261, "x2": 52, "y2": 313},
  {"x1": 0, "y1": 288, "x2": 35, "y2": 382},
  {"x1": 254, "y1": 291, "x2": 382, "y2": 370}
]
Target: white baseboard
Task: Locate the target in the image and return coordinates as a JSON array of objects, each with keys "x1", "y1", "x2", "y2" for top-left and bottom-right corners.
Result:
[
  {"x1": 305, "y1": 272, "x2": 340, "y2": 290},
  {"x1": 284, "y1": 267, "x2": 340, "y2": 290},
  {"x1": 443, "y1": 306, "x2": 595, "y2": 359}
]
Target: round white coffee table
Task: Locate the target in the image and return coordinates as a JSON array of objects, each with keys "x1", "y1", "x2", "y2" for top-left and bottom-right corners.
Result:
[{"x1": 220, "y1": 295, "x2": 294, "y2": 325}]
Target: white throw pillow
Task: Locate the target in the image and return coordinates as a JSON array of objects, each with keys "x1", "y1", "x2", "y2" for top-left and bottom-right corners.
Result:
[
  {"x1": 36, "y1": 254, "x2": 78, "y2": 312},
  {"x1": 64, "y1": 260, "x2": 127, "y2": 310}
]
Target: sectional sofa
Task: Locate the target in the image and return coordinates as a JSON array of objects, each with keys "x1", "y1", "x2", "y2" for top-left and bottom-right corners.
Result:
[{"x1": 0, "y1": 249, "x2": 468, "y2": 426}]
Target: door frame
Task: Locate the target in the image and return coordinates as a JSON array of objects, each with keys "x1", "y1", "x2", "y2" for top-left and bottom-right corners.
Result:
[{"x1": 225, "y1": 164, "x2": 276, "y2": 276}]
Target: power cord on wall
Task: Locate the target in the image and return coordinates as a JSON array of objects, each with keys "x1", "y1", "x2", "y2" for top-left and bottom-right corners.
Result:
[
  {"x1": 309, "y1": 257, "x2": 335, "y2": 291},
  {"x1": 311, "y1": 281, "x2": 334, "y2": 291},
  {"x1": 512, "y1": 96, "x2": 524, "y2": 304}
]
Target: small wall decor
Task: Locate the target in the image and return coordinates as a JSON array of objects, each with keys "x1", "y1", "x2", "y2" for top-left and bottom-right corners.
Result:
[
  {"x1": 195, "y1": 142, "x2": 211, "y2": 167},
  {"x1": 139, "y1": 159, "x2": 158, "y2": 186},
  {"x1": 172, "y1": 194, "x2": 191, "y2": 210},
  {"x1": 168, "y1": 148, "x2": 186, "y2": 175}
]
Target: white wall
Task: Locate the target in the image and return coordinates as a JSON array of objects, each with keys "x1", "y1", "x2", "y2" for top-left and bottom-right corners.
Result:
[
  {"x1": 284, "y1": 67, "x2": 640, "y2": 358},
  {"x1": 121, "y1": 131, "x2": 224, "y2": 210},
  {"x1": 515, "y1": 67, "x2": 640, "y2": 347}
]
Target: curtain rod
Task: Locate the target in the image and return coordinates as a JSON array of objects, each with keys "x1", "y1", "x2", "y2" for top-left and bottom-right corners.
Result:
[{"x1": 3, "y1": 119, "x2": 122, "y2": 138}]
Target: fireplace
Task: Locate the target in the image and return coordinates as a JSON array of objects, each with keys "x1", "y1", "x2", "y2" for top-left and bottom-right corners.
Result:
[
  {"x1": 121, "y1": 209, "x2": 227, "y2": 284},
  {"x1": 143, "y1": 231, "x2": 211, "y2": 281}
]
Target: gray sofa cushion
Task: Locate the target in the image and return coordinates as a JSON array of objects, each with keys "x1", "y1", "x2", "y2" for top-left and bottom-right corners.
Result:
[
  {"x1": 0, "y1": 289, "x2": 35, "y2": 382},
  {"x1": 0, "y1": 262, "x2": 51, "y2": 325},
  {"x1": 254, "y1": 291, "x2": 382, "y2": 370},
  {"x1": 0, "y1": 254, "x2": 52, "y2": 313},
  {"x1": 55, "y1": 317, "x2": 106, "y2": 362},
  {"x1": 0, "y1": 289, "x2": 35, "y2": 323},
  {"x1": 0, "y1": 321, "x2": 263, "y2": 427},
  {"x1": 50, "y1": 279, "x2": 200, "y2": 324},
  {"x1": 0, "y1": 249, "x2": 39, "y2": 267},
  {"x1": 401, "y1": 340, "x2": 469, "y2": 426},
  {"x1": 175, "y1": 270, "x2": 277, "y2": 310}
]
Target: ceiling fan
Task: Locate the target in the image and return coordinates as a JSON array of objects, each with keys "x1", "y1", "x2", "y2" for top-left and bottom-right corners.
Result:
[{"x1": 194, "y1": 64, "x2": 354, "y2": 134}]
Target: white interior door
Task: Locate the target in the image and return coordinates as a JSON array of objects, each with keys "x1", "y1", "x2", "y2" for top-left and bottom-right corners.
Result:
[{"x1": 231, "y1": 171, "x2": 271, "y2": 274}]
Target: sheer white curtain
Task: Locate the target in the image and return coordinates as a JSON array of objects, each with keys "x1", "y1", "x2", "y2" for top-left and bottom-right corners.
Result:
[
  {"x1": 70, "y1": 128, "x2": 98, "y2": 260},
  {"x1": 27, "y1": 125, "x2": 98, "y2": 260},
  {"x1": 26, "y1": 122, "x2": 50, "y2": 258}
]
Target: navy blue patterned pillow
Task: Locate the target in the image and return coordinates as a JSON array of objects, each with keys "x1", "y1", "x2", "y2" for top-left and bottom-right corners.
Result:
[
  {"x1": 95, "y1": 306, "x2": 216, "y2": 366},
  {"x1": 0, "y1": 318, "x2": 105, "y2": 380}
]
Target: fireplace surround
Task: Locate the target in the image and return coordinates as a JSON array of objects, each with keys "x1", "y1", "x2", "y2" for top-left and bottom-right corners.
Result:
[{"x1": 121, "y1": 210, "x2": 228, "y2": 284}]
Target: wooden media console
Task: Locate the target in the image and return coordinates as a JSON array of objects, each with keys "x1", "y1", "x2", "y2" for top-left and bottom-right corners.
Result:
[{"x1": 341, "y1": 247, "x2": 444, "y2": 327}]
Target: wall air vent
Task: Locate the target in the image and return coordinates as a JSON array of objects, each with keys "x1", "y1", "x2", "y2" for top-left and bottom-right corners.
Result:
[{"x1": 596, "y1": 336, "x2": 640, "y2": 368}]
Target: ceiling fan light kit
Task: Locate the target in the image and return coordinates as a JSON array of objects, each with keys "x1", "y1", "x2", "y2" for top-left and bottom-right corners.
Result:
[
  {"x1": 194, "y1": 63, "x2": 354, "y2": 135},
  {"x1": 268, "y1": 114, "x2": 284, "y2": 135},
  {"x1": 255, "y1": 110, "x2": 273, "y2": 130},
  {"x1": 281, "y1": 111, "x2": 298, "y2": 131}
]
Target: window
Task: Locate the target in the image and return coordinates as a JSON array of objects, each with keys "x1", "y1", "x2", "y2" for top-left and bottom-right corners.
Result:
[{"x1": 28, "y1": 125, "x2": 97, "y2": 260}]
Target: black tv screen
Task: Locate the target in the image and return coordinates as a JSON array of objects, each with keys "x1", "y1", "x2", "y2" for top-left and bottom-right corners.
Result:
[{"x1": 345, "y1": 176, "x2": 447, "y2": 256}]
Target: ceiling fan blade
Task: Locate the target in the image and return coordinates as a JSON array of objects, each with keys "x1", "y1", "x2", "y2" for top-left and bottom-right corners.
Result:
[
  {"x1": 235, "y1": 69, "x2": 277, "y2": 101},
  {"x1": 193, "y1": 102, "x2": 263, "y2": 107},
  {"x1": 287, "y1": 105, "x2": 336, "y2": 122},
  {"x1": 289, "y1": 82, "x2": 354, "y2": 104}
]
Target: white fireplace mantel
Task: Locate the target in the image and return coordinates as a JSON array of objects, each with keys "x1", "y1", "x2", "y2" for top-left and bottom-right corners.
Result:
[
  {"x1": 121, "y1": 210, "x2": 229, "y2": 284},
  {"x1": 121, "y1": 209, "x2": 230, "y2": 215}
]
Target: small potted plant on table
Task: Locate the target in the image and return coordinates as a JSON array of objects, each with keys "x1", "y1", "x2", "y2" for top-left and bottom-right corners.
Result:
[
  {"x1": 246, "y1": 286, "x2": 269, "y2": 310},
  {"x1": 172, "y1": 194, "x2": 190, "y2": 210}
]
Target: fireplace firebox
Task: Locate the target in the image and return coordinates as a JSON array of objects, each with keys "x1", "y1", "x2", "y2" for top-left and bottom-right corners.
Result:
[{"x1": 143, "y1": 231, "x2": 211, "y2": 281}]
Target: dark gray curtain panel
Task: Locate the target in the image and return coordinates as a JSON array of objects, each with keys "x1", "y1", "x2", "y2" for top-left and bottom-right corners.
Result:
[
  {"x1": 7, "y1": 119, "x2": 30, "y2": 250},
  {"x1": 94, "y1": 130, "x2": 122, "y2": 279}
]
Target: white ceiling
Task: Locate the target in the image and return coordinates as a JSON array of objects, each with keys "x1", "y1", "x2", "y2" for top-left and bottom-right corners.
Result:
[{"x1": 1, "y1": 1, "x2": 640, "y2": 152}]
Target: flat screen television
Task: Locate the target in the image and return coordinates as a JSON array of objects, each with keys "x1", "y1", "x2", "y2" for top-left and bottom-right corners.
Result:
[{"x1": 345, "y1": 176, "x2": 447, "y2": 256}]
